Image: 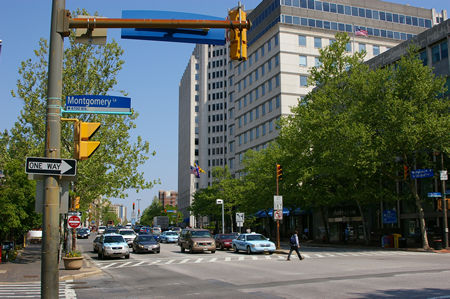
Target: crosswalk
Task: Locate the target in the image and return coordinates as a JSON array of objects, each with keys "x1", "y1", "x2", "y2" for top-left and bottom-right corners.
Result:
[
  {"x1": 0, "y1": 281, "x2": 76, "y2": 298},
  {"x1": 92, "y1": 249, "x2": 434, "y2": 270}
]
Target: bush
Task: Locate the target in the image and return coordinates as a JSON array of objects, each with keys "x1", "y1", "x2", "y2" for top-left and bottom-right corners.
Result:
[{"x1": 65, "y1": 250, "x2": 81, "y2": 258}]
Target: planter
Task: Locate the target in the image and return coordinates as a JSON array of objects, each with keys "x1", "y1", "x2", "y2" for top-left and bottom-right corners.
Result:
[{"x1": 63, "y1": 256, "x2": 83, "y2": 270}]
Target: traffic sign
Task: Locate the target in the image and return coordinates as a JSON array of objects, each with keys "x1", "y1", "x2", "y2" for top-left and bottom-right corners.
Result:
[
  {"x1": 26, "y1": 157, "x2": 76, "y2": 176},
  {"x1": 382, "y1": 210, "x2": 397, "y2": 224},
  {"x1": 65, "y1": 95, "x2": 131, "y2": 113},
  {"x1": 236, "y1": 213, "x2": 245, "y2": 223},
  {"x1": 274, "y1": 209, "x2": 283, "y2": 220},
  {"x1": 68, "y1": 215, "x2": 81, "y2": 228},
  {"x1": 440, "y1": 170, "x2": 448, "y2": 181},
  {"x1": 428, "y1": 192, "x2": 442, "y2": 198},
  {"x1": 274, "y1": 195, "x2": 283, "y2": 210},
  {"x1": 411, "y1": 169, "x2": 434, "y2": 179}
]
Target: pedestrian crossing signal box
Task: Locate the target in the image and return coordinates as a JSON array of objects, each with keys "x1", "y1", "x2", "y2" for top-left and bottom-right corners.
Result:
[{"x1": 74, "y1": 121, "x2": 101, "y2": 160}]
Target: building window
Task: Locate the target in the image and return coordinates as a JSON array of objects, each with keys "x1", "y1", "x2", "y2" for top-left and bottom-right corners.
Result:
[
  {"x1": 315, "y1": 57, "x2": 321, "y2": 67},
  {"x1": 359, "y1": 43, "x2": 366, "y2": 52},
  {"x1": 276, "y1": 95, "x2": 280, "y2": 108},
  {"x1": 373, "y1": 45, "x2": 380, "y2": 56},
  {"x1": 300, "y1": 75, "x2": 308, "y2": 87},
  {"x1": 299, "y1": 35, "x2": 306, "y2": 46},
  {"x1": 314, "y1": 37, "x2": 322, "y2": 48},
  {"x1": 299, "y1": 55, "x2": 307, "y2": 66},
  {"x1": 346, "y1": 42, "x2": 352, "y2": 52}
]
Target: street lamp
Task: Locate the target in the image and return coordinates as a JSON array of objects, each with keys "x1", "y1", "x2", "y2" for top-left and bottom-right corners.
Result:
[{"x1": 216, "y1": 199, "x2": 224, "y2": 234}]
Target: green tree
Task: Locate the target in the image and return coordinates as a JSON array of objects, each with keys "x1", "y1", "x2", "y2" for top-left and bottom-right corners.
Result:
[
  {"x1": 7, "y1": 12, "x2": 156, "y2": 216},
  {"x1": 140, "y1": 197, "x2": 163, "y2": 226}
]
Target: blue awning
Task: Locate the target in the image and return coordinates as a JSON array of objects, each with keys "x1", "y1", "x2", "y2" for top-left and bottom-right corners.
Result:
[{"x1": 255, "y1": 208, "x2": 310, "y2": 218}]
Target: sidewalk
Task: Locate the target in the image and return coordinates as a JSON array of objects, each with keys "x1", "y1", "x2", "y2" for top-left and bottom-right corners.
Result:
[
  {"x1": 274, "y1": 240, "x2": 450, "y2": 255},
  {"x1": 0, "y1": 243, "x2": 102, "y2": 283}
]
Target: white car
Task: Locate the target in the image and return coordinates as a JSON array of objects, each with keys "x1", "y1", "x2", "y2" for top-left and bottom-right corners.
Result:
[
  {"x1": 98, "y1": 226, "x2": 106, "y2": 234},
  {"x1": 118, "y1": 229, "x2": 137, "y2": 247}
]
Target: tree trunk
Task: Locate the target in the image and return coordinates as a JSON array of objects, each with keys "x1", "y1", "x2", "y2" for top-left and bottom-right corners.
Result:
[
  {"x1": 410, "y1": 183, "x2": 430, "y2": 250},
  {"x1": 320, "y1": 206, "x2": 330, "y2": 242},
  {"x1": 229, "y1": 212, "x2": 234, "y2": 233},
  {"x1": 356, "y1": 199, "x2": 369, "y2": 245}
]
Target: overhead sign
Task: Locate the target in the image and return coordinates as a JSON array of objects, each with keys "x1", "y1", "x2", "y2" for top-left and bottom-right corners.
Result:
[
  {"x1": 411, "y1": 169, "x2": 434, "y2": 179},
  {"x1": 428, "y1": 192, "x2": 442, "y2": 198},
  {"x1": 382, "y1": 210, "x2": 397, "y2": 224},
  {"x1": 274, "y1": 195, "x2": 283, "y2": 210},
  {"x1": 68, "y1": 215, "x2": 81, "y2": 229},
  {"x1": 26, "y1": 157, "x2": 76, "y2": 176},
  {"x1": 121, "y1": 10, "x2": 226, "y2": 45},
  {"x1": 65, "y1": 95, "x2": 131, "y2": 113}
]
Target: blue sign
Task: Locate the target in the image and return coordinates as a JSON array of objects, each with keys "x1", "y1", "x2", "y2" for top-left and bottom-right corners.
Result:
[
  {"x1": 121, "y1": 11, "x2": 226, "y2": 45},
  {"x1": 383, "y1": 210, "x2": 397, "y2": 224},
  {"x1": 428, "y1": 192, "x2": 442, "y2": 198},
  {"x1": 411, "y1": 169, "x2": 434, "y2": 179},
  {"x1": 65, "y1": 95, "x2": 131, "y2": 113}
]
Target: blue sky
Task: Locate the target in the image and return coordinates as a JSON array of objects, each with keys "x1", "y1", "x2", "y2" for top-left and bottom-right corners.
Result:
[{"x1": 0, "y1": 0, "x2": 448, "y2": 219}]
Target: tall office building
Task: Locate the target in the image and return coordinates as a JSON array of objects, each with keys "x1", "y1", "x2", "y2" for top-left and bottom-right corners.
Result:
[{"x1": 178, "y1": 0, "x2": 446, "y2": 226}]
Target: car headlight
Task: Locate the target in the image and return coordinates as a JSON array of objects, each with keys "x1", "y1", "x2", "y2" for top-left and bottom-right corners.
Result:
[
  {"x1": 105, "y1": 246, "x2": 112, "y2": 250},
  {"x1": 139, "y1": 244, "x2": 144, "y2": 248},
  {"x1": 193, "y1": 242, "x2": 198, "y2": 246},
  {"x1": 251, "y1": 244, "x2": 256, "y2": 248}
]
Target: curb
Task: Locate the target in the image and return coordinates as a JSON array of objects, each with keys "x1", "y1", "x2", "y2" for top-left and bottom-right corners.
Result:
[{"x1": 59, "y1": 254, "x2": 104, "y2": 281}]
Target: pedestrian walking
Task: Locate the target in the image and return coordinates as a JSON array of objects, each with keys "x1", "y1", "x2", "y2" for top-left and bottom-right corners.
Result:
[{"x1": 287, "y1": 231, "x2": 304, "y2": 261}]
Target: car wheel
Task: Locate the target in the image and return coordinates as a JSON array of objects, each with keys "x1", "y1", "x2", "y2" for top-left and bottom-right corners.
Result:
[
  {"x1": 189, "y1": 245, "x2": 194, "y2": 254},
  {"x1": 211, "y1": 250, "x2": 215, "y2": 254},
  {"x1": 181, "y1": 246, "x2": 185, "y2": 253},
  {"x1": 125, "y1": 254, "x2": 130, "y2": 259},
  {"x1": 233, "y1": 245, "x2": 239, "y2": 253},
  {"x1": 98, "y1": 251, "x2": 103, "y2": 260},
  {"x1": 246, "y1": 246, "x2": 252, "y2": 255},
  {"x1": 156, "y1": 250, "x2": 160, "y2": 254},
  {"x1": 269, "y1": 252, "x2": 274, "y2": 255},
  {"x1": 220, "y1": 244, "x2": 224, "y2": 251}
]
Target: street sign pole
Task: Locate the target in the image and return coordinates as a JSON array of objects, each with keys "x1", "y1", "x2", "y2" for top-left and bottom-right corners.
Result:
[
  {"x1": 42, "y1": 0, "x2": 65, "y2": 297},
  {"x1": 441, "y1": 154, "x2": 448, "y2": 248},
  {"x1": 276, "y1": 165, "x2": 280, "y2": 250}
]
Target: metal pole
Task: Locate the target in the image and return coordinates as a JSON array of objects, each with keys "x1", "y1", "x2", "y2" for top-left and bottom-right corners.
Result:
[
  {"x1": 42, "y1": 0, "x2": 64, "y2": 297},
  {"x1": 222, "y1": 202, "x2": 225, "y2": 234},
  {"x1": 441, "y1": 153, "x2": 448, "y2": 248},
  {"x1": 276, "y1": 165, "x2": 280, "y2": 249}
]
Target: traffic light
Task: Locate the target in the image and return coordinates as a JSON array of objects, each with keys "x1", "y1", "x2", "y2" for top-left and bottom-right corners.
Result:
[
  {"x1": 276, "y1": 164, "x2": 283, "y2": 180},
  {"x1": 228, "y1": 7, "x2": 247, "y2": 61},
  {"x1": 133, "y1": 202, "x2": 135, "y2": 210},
  {"x1": 74, "y1": 196, "x2": 80, "y2": 210},
  {"x1": 74, "y1": 121, "x2": 101, "y2": 160}
]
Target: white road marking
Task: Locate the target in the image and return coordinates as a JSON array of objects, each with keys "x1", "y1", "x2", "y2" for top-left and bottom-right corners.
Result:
[
  {"x1": 101, "y1": 262, "x2": 117, "y2": 269},
  {"x1": 194, "y1": 258, "x2": 204, "y2": 263},
  {"x1": 179, "y1": 258, "x2": 190, "y2": 264},
  {"x1": 117, "y1": 262, "x2": 132, "y2": 268}
]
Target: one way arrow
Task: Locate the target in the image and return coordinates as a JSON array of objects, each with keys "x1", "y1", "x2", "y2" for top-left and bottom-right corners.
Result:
[{"x1": 60, "y1": 160, "x2": 73, "y2": 174}]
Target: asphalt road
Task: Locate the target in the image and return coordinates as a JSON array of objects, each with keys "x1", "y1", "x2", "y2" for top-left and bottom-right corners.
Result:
[{"x1": 71, "y1": 234, "x2": 450, "y2": 299}]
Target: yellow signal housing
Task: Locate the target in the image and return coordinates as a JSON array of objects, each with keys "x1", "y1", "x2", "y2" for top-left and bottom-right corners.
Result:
[
  {"x1": 74, "y1": 121, "x2": 101, "y2": 160},
  {"x1": 228, "y1": 7, "x2": 247, "y2": 61},
  {"x1": 74, "y1": 196, "x2": 80, "y2": 210},
  {"x1": 276, "y1": 164, "x2": 283, "y2": 180}
]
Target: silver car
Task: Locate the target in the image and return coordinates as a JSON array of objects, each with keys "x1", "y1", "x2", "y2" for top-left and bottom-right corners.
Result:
[
  {"x1": 92, "y1": 235, "x2": 102, "y2": 253},
  {"x1": 118, "y1": 229, "x2": 137, "y2": 247},
  {"x1": 98, "y1": 233, "x2": 130, "y2": 260}
]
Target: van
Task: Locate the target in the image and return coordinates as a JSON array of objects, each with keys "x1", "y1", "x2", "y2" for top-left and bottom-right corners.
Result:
[{"x1": 178, "y1": 228, "x2": 216, "y2": 253}]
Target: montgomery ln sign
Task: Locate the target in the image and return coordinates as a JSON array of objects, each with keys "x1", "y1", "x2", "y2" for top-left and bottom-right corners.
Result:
[{"x1": 65, "y1": 95, "x2": 131, "y2": 113}]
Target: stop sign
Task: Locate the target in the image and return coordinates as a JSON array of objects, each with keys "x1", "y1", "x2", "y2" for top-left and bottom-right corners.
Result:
[{"x1": 68, "y1": 215, "x2": 81, "y2": 228}]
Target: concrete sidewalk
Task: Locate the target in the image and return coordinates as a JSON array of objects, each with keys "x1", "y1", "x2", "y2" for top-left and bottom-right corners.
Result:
[{"x1": 0, "y1": 244, "x2": 102, "y2": 283}]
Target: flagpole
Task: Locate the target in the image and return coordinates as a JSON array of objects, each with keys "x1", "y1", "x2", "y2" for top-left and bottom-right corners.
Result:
[{"x1": 352, "y1": 23, "x2": 355, "y2": 54}]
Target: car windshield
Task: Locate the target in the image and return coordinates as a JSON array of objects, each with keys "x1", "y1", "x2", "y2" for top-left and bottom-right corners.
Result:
[
  {"x1": 191, "y1": 231, "x2": 212, "y2": 238},
  {"x1": 79, "y1": 228, "x2": 88, "y2": 232},
  {"x1": 104, "y1": 236, "x2": 124, "y2": 243},
  {"x1": 119, "y1": 230, "x2": 134, "y2": 235},
  {"x1": 138, "y1": 236, "x2": 155, "y2": 242},
  {"x1": 246, "y1": 234, "x2": 266, "y2": 241},
  {"x1": 165, "y1": 232, "x2": 178, "y2": 236},
  {"x1": 220, "y1": 234, "x2": 236, "y2": 239}
]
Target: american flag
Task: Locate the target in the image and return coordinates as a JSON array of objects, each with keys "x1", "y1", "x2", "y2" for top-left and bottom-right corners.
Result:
[{"x1": 355, "y1": 28, "x2": 368, "y2": 37}]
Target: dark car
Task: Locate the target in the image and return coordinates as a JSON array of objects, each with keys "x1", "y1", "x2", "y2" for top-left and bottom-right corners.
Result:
[
  {"x1": 214, "y1": 233, "x2": 238, "y2": 250},
  {"x1": 132, "y1": 234, "x2": 160, "y2": 254},
  {"x1": 105, "y1": 227, "x2": 119, "y2": 234},
  {"x1": 77, "y1": 228, "x2": 90, "y2": 239}
]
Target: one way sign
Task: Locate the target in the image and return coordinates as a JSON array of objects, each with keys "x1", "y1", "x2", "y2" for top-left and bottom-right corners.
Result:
[{"x1": 25, "y1": 157, "x2": 77, "y2": 176}]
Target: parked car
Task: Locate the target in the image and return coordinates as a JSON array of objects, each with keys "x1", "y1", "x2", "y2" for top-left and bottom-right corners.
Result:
[
  {"x1": 118, "y1": 229, "x2": 137, "y2": 247},
  {"x1": 76, "y1": 228, "x2": 90, "y2": 239},
  {"x1": 98, "y1": 226, "x2": 106, "y2": 234},
  {"x1": 132, "y1": 234, "x2": 160, "y2": 254},
  {"x1": 160, "y1": 231, "x2": 179, "y2": 243},
  {"x1": 214, "y1": 233, "x2": 238, "y2": 250},
  {"x1": 98, "y1": 233, "x2": 130, "y2": 260},
  {"x1": 92, "y1": 235, "x2": 102, "y2": 253},
  {"x1": 232, "y1": 233, "x2": 275, "y2": 254},
  {"x1": 179, "y1": 228, "x2": 215, "y2": 254}
]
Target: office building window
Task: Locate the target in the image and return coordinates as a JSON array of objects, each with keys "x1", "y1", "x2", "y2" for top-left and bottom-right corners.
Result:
[
  {"x1": 315, "y1": 57, "x2": 321, "y2": 67},
  {"x1": 359, "y1": 43, "x2": 366, "y2": 52},
  {"x1": 299, "y1": 55, "x2": 307, "y2": 66},
  {"x1": 300, "y1": 75, "x2": 308, "y2": 87},
  {"x1": 373, "y1": 45, "x2": 380, "y2": 56},
  {"x1": 276, "y1": 95, "x2": 280, "y2": 108},
  {"x1": 314, "y1": 37, "x2": 322, "y2": 48},
  {"x1": 299, "y1": 35, "x2": 306, "y2": 46}
]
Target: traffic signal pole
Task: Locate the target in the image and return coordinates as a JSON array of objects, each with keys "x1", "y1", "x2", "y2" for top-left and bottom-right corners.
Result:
[
  {"x1": 43, "y1": 0, "x2": 64, "y2": 297},
  {"x1": 276, "y1": 166, "x2": 280, "y2": 249}
]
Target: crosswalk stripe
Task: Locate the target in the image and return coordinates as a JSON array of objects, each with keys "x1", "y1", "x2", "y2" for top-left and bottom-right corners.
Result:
[
  {"x1": 179, "y1": 258, "x2": 190, "y2": 264},
  {"x1": 209, "y1": 258, "x2": 218, "y2": 262},
  {"x1": 101, "y1": 262, "x2": 117, "y2": 269},
  {"x1": 315, "y1": 254, "x2": 325, "y2": 258},
  {"x1": 165, "y1": 259, "x2": 175, "y2": 264},
  {"x1": 0, "y1": 282, "x2": 75, "y2": 298},
  {"x1": 117, "y1": 262, "x2": 132, "y2": 268},
  {"x1": 238, "y1": 256, "x2": 245, "y2": 261},
  {"x1": 252, "y1": 256, "x2": 258, "y2": 260},
  {"x1": 194, "y1": 258, "x2": 204, "y2": 263},
  {"x1": 131, "y1": 261, "x2": 146, "y2": 267},
  {"x1": 225, "y1": 257, "x2": 231, "y2": 261},
  {"x1": 149, "y1": 260, "x2": 161, "y2": 265},
  {"x1": 265, "y1": 255, "x2": 272, "y2": 260},
  {"x1": 302, "y1": 254, "x2": 311, "y2": 258}
]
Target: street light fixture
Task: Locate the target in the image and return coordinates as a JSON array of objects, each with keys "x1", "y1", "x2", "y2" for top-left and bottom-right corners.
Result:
[{"x1": 216, "y1": 199, "x2": 224, "y2": 234}]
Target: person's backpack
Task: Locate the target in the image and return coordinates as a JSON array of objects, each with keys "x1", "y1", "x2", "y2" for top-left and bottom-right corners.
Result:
[{"x1": 290, "y1": 235, "x2": 296, "y2": 245}]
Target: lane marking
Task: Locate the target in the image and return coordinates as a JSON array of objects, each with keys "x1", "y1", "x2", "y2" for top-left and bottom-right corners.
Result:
[
  {"x1": 101, "y1": 262, "x2": 117, "y2": 269},
  {"x1": 194, "y1": 258, "x2": 204, "y2": 263},
  {"x1": 179, "y1": 258, "x2": 190, "y2": 264},
  {"x1": 117, "y1": 262, "x2": 132, "y2": 268}
]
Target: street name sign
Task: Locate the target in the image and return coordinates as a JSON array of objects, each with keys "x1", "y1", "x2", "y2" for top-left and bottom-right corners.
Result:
[
  {"x1": 411, "y1": 169, "x2": 434, "y2": 179},
  {"x1": 68, "y1": 215, "x2": 81, "y2": 229},
  {"x1": 382, "y1": 209, "x2": 397, "y2": 224},
  {"x1": 26, "y1": 157, "x2": 76, "y2": 176},
  {"x1": 428, "y1": 192, "x2": 442, "y2": 198},
  {"x1": 65, "y1": 95, "x2": 131, "y2": 113}
]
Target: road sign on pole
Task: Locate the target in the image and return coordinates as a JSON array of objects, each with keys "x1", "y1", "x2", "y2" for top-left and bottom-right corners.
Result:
[
  {"x1": 64, "y1": 95, "x2": 131, "y2": 114},
  {"x1": 25, "y1": 157, "x2": 76, "y2": 176},
  {"x1": 274, "y1": 195, "x2": 283, "y2": 210},
  {"x1": 68, "y1": 215, "x2": 81, "y2": 229},
  {"x1": 411, "y1": 169, "x2": 434, "y2": 179},
  {"x1": 274, "y1": 210, "x2": 283, "y2": 220}
]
